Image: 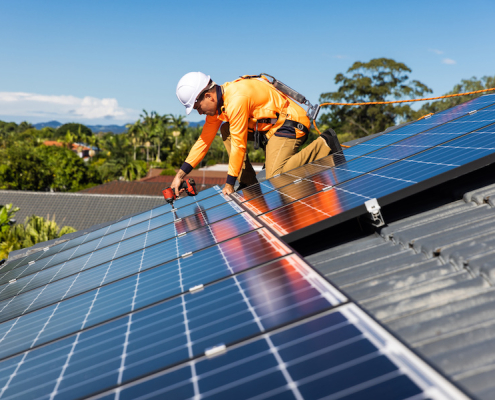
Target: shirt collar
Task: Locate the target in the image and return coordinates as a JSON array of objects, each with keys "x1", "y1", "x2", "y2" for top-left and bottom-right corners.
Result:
[{"x1": 216, "y1": 85, "x2": 224, "y2": 116}]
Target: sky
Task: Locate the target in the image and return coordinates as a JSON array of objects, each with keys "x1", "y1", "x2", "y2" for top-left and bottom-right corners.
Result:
[{"x1": 0, "y1": 0, "x2": 494, "y2": 126}]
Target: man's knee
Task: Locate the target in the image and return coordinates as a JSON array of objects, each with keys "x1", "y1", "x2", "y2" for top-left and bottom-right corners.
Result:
[{"x1": 220, "y1": 123, "x2": 230, "y2": 141}]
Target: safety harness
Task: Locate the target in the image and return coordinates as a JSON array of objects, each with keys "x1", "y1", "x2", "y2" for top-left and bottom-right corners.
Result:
[{"x1": 238, "y1": 74, "x2": 313, "y2": 149}]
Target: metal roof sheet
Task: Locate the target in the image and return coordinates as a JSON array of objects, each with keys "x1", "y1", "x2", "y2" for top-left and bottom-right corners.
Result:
[{"x1": 306, "y1": 181, "x2": 495, "y2": 399}]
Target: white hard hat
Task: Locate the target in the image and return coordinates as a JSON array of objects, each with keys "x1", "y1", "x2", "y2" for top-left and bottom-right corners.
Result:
[{"x1": 176, "y1": 72, "x2": 211, "y2": 115}]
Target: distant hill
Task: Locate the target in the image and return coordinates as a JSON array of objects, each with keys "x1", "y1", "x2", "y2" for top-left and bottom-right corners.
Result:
[
  {"x1": 32, "y1": 120, "x2": 204, "y2": 134},
  {"x1": 33, "y1": 121, "x2": 63, "y2": 129},
  {"x1": 33, "y1": 121, "x2": 129, "y2": 134}
]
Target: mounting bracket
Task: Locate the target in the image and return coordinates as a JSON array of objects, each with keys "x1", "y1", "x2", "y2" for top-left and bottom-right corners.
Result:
[{"x1": 364, "y1": 198, "x2": 385, "y2": 228}]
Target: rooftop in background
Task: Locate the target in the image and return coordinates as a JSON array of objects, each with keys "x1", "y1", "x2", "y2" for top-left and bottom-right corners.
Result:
[{"x1": 0, "y1": 190, "x2": 164, "y2": 231}]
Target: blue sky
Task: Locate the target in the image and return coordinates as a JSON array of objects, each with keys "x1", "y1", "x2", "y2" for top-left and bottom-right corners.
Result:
[{"x1": 1, "y1": 0, "x2": 494, "y2": 125}]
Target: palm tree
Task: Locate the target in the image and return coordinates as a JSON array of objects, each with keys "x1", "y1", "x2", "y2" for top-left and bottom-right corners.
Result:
[{"x1": 126, "y1": 120, "x2": 143, "y2": 161}]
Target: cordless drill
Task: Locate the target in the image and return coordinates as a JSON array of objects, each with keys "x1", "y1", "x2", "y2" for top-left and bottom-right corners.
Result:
[{"x1": 162, "y1": 179, "x2": 198, "y2": 205}]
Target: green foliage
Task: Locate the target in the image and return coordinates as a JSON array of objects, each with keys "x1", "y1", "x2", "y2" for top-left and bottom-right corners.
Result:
[
  {"x1": 56, "y1": 123, "x2": 92, "y2": 140},
  {"x1": 160, "y1": 168, "x2": 177, "y2": 176},
  {"x1": 319, "y1": 58, "x2": 432, "y2": 139},
  {"x1": 0, "y1": 143, "x2": 101, "y2": 191},
  {"x1": 0, "y1": 204, "x2": 76, "y2": 259},
  {"x1": 0, "y1": 204, "x2": 19, "y2": 233}
]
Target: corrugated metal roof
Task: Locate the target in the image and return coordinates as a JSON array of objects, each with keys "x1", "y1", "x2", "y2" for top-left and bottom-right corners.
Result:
[
  {"x1": 0, "y1": 190, "x2": 164, "y2": 231},
  {"x1": 306, "y1": 181, "x2": 495, "y2": 399}
]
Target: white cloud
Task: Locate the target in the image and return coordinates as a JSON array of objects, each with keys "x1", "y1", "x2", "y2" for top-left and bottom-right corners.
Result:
[
  {"x1": 429, "y1": 48, "x2": 444, "y2": 55},
  {"x1": 0, "y1": 92, "x2": 139, "y2": 122},
  {"x1": 442, "y1": 58, "x2": 456, "y2": 65}
]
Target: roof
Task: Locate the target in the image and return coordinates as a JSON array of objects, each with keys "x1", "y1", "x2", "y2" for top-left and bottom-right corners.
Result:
[
  {"x1": 79, "y1": 179, "x2": 221, "y2": 195},
  {"x1": 0, "y1": 190, "x2": 164, "y2": 231},
  {"x1": 304, "y1": 162, "x2": 495, "y2": 400}
]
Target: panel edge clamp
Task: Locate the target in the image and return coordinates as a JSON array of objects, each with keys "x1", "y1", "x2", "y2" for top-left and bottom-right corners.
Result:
[
  {"x1": 189, "y1": 284, "x2": 204, "y2": 293},
  {"x1": 205, "y1": 344, "x2": 227, "y2": 358},
  {"x1": 182, "y1": 251, "x2": 193, "y2": 258},
  {"x1": 8, "y1": 279, "x2": 16, "y2": 284},
  {"x1": 364, "y1": 198, "x2": 385, "y2": 228}
]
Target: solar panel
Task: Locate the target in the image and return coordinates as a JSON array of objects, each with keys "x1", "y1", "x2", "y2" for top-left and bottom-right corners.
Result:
[
  {"x1": 0, "y1": 256, "x2": 345, "y2": 399},
  {"x1": 94, "y1": 304, "x2": 464, "y2": 400}
]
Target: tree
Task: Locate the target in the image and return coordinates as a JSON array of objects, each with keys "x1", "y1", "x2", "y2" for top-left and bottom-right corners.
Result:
[
  {"x1": 56, "y1": 123, "x2": 92, "y2": 141},
  {"x1": 0, "y1": 206, "x2": 76, "y2": 259},
  {"x1": 0, "y1": 144, "x2": 101, "y2": 191},
  {"x1": 417, "y1": 75, "x2": 495, "y2": 116},
  {"x1": 319, "y1": 58, "x2": 432, "y2": 139},
  {"x1": 126, "y1": 120, "x2": 143, "y2": 161},
  {"x1": 0, "y1": 204, "x2": 19, "y2": 233}
]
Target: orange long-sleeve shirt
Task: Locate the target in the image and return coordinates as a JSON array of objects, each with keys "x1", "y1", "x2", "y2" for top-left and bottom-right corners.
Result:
[{"x1": 182, "y1": 77, "x2": 310, "y2": 183}]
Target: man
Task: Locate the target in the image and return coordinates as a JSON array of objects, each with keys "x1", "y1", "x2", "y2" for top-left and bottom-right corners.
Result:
[{"x1": 171, "y1": 72, "x2": 336, "y2": 196}]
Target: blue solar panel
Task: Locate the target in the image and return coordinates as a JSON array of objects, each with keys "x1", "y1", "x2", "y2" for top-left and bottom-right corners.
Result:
[
  {"x1": 0, "y1": 256, "x2": 345, "y2": 399},
  {"x1": 96, "y1": 304, "x2": 462, "y2": 400}
]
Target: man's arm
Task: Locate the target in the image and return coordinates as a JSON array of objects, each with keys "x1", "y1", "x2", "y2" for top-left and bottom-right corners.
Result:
[
  {"x1": 172, "y1": 115, "x2": 222, "y2": 196},
  {"x1": 222, "y1": 96, "x2": 250, "y2": 195}
]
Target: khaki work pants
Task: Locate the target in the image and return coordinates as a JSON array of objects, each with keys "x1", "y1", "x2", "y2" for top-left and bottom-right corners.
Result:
[{"x1": 221, "y1": 123, "x2": 333, "y2": 184}]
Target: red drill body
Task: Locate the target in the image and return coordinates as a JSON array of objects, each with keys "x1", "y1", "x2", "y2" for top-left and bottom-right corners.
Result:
[{"x1": 162, "y1": 179, "x2": 197, "y2": 205}]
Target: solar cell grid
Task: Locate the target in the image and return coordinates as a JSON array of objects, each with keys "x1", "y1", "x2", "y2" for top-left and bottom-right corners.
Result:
[
  {"x1": 260, "y1": 122, "x2": 495, "y2": 238},
  {"x1": 341, "y1": 93, "x2": 495, "y2": 161},
  {"x1": 0, "y1": 255, "x2": 345, "y2": 400},
  {"x1": 0, "y1": 224, "x2": 291, "y2": 360},
  {"x1": 0, "y1": 211, "x2": 260, "y2": 318},
  {"x1": 93, "y1": 304, "x2": 464, "y2": 400},
  {"x1": 238, "y1": 106, "x2": 495, "y2": 223}
]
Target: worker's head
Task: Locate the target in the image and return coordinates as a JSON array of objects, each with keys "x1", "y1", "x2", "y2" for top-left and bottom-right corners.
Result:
[{"x1": 176, "y1": 72, "x2": 217, "y2": 116}]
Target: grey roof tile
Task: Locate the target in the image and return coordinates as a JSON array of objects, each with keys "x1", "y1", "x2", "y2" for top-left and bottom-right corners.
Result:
[
  {"x1": 375, "y1": 276, "x2": 490, "y2": 322},
  {"x1": 379, "y1": 201, "x2": 477, "y2": 240},
  {"x1": 388, "y1": 291, "x2": 495, "y2": 344},
  {"x1": 392, "y1": 205, "x2": 494, "y2": 249},
  {"x1": 325, "y1": 250, "x2": 426, "y2": 287},
  {"x1": 457, "y1": 365, "x2": 495, "y2": 399},
  {"x1": 416, "y1": 320, "x2": 495, "y2": 359},
  {"x1": 429, "y1": 336, "x2": 495, "y2": 377},
  {"x1": 0, "y1": 190, "x2": 164, "y2": 232},
  {"x1": 463, "y1": 182, "x2": 495, "y2": 204},
  {"x1": 347, "y1": 260, "x2": 455, "y2": 302}
]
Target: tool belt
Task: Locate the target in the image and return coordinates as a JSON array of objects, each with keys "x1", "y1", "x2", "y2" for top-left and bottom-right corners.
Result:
[{"x1": 253, "y1": 118, "x2": 310, "y2": 150}]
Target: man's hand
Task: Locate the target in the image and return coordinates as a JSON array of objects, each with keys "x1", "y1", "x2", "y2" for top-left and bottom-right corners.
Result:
[
  {"x1": 171, "y1": 170, "x2": 187, "y2": 197},
  {"x1": 223, "y1": 183, "x2": 234, "y2": 196}
]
